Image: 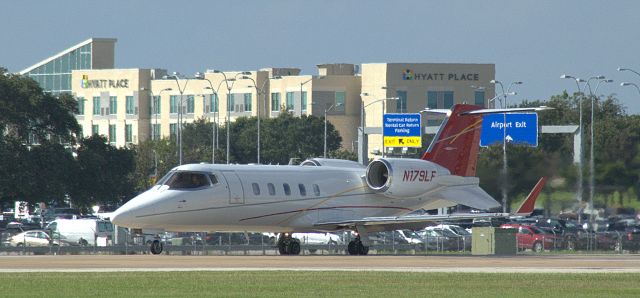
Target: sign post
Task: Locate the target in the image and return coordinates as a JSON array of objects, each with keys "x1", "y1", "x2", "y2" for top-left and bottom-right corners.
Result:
[{"x1": 383, "y1": 113, "x2": 422, "y2": 149}]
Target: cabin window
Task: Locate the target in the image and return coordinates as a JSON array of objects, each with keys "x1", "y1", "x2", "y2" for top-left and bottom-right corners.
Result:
[
  {"x1": 165, "y1": 172, "x2": 210, "y2": 189},
  {"x1": 313, "y1": 184, "x2": 320, "y2": 196},
  {"x1": 283, "y1": 183, "x2": 291, "y2": 196},
  {"x1": 298, "y1": 184, "x2": 306, "y2": 196},
  {"x1": 252, "y1": 183, "x2": 260, "y2": 196},
  {"x1": 268, "y1": 183, "x2": 276, "y2": 196},
  {"x1": 209, "y1": 174, "x2": 218, "y2": 185}
]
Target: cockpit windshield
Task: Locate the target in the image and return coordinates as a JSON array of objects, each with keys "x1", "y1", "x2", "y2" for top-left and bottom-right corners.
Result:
[{"x1": 160, "y1": 171, "x2": 211, "y2": 189}]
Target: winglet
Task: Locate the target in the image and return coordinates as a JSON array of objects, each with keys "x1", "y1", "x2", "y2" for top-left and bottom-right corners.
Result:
[{"x1": 513, "y1": 177, "x2": 546, "y2": 216}]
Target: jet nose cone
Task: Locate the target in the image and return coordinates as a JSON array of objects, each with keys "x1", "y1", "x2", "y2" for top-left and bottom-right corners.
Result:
[{"x1": 111, "y1": 206, "x2": 135, "y2": 227}]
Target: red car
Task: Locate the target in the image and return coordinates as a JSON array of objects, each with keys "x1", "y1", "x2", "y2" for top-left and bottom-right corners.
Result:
[{"x1": 500, "y1": 224, "x2": 558, "y2": 252}]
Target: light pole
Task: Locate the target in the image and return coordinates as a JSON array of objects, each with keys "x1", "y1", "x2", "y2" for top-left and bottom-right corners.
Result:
[
  {"x1": 360, "y1": 95, "x2": 398, "y2": 159},
  {"x1": 585, "y1": 77, "x2": 612, "y2": 229},
  {"x1": 621, "y1": 82, "x2": 640, "y2": 94},
  {"x1": 212, "y1": 70, "x2": 248, "y2": 164},
  {"x1": 490, "y1": 80, "x2": 523, "y2": 212},
  {"x1": 561, "y1": 74, "x2": 588, "y2": 208},
  {"x1": 163, "y1": 72, "x2": 191, "y2": 165},
  {"x1": 140, "y1": 87, "x2": 172, "y2": 141},
  {"x1": 323, "y1": 103, "x2": 343, "y2": 158},
  {"x1": 241, "y1": 75, "x2": 272, "y2": 164},
  {"x1": 195, "y1": 72, "x2": 227, "y2": 164},
  {"x1": 618, "y1": 67, "x2": 640, "y2": 78},
  {"x1": 382, "y1": 86, "x2": 402, "y2": 112}
]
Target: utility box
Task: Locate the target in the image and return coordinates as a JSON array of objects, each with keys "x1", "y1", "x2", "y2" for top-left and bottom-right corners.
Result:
[{"x1": 472, "y1": 227, "x2": 517, "y2": 255}]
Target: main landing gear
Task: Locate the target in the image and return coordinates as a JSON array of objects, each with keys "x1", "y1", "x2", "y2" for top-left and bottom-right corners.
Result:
[
  {"x1": 150, "y1": 239, "x2": 163, "y2": 255},
  {"x1": 347, "y1": 236, "x2": 369, "y2": 255},
  {"x1": 277, "y1": 233, "x2": 301, "y2": 255}
]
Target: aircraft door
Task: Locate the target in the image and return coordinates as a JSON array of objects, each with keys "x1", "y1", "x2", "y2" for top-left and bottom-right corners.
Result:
[{"x1": 221, "y1": 171, "x2": 245, "y2": 204}]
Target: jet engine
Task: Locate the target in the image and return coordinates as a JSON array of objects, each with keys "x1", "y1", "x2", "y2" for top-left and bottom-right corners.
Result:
[{"x1": 365, "y1": 158, "x2": 449, "y2": 199}]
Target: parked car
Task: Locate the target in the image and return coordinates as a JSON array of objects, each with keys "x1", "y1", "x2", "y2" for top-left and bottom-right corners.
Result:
[
  {"x1": 533, "y1": 218, "x2": 579, "y2": 250},
  {"x1": 8, "y1": 230, "x2": 68, "y2": 247},
  {"x1": 426, "y1": 224, "x2": 472, "y2": 251},
  {"x1": 292, "y1": 233, "x2": 342, "y2": 245},
  {"x1": 500, "y1": 224, "x2": 558, "y2": 252},
  {"x1": 45, "y1": 218, "x2": 114, "y2": 246}
]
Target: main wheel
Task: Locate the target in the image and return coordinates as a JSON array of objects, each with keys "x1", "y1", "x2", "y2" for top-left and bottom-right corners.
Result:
[
  {"x1": 150, "y1": 239, "x2": 163, "y2": 255},
  {"x1": 347, "y1": 240, "x2": 358, "y2": 255},
  {"x1": 533, "y1": 241, "x2": 543, "y2": 253},
  {"x1": 288, "y1": 240, "x2": 301, "y2": 255}
]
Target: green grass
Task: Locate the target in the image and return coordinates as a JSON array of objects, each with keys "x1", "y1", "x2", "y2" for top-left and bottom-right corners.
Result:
[{"x1": 1, "y1": 272, "x2": 639, "y2": 297}]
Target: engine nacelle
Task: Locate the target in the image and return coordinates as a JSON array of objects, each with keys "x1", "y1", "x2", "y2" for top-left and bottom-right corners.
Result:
[{"x1": 365, "y1": 158, "x2": 450, "y2": 198}]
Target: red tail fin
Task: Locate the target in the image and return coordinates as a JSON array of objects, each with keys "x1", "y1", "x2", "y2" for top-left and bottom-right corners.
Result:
[
  {"x1": 421, "y1": 104, "x2": 483, "y2": 176},
  {"x1": 513, "y1": 177, "x2": 546, "y2": 216}
]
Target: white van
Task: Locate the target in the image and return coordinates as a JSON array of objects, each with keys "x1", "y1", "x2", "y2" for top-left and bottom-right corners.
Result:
[{"x1": 45, "y1": 218, "x2": 114, "y2": 246}]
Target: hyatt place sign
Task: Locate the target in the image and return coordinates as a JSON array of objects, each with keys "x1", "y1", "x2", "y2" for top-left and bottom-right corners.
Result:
[
  {"x1": 81, "y1": 75, "x2": 129, "y2": 89},
  {"x1": 402, "y1": 69, "x2": 479, "y2": 81}
]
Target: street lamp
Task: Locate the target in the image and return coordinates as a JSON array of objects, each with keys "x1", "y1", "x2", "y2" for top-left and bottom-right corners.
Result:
[
  {"x1": 382, "y1": 86, "x2": 402, "y2": 112},
  {"x1": 490, "y1": 79, "x2": 523, "y2": 212},
  {"x1": 140, "y1": 87, "x2": 172, "y2": 141},
  {"x1": 241, "y1": 75, "x2": 272, "y2": 164},
  {"x1": 195, "y1": 72, "x2": 227, "y2": 164},
  {"x1": 163, "y1": 72, "x2": 191, "y2": 165},
  {"x1": 561, "y1": 74, "x2": 587, "y2": 207},
  {"x1": 359, "y1": 94, "x2": 398, "y2": 160},
  {"x1": 212, "y1": 70, "x2": 248, "y2": 164},
  {"x1": 585, "y1": 77, "x2": 612, "y2": 230},
  {"x1": 324, "y1": 103, "x2": 343, "y2": 158},
  {"x1": 621, "y1": 82, "x2": 640, "y2": 94},
  {"x1": 618, "y1": 67, "x2": 640, "y2": 78}
]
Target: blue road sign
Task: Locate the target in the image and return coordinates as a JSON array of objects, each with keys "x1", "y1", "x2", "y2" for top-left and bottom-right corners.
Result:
[
  {"x1": 480, "y1": 113, "x2": 538, "y2": 147},
  {"x1": 383, "y1": 113, "x2": 422, "y2": 147}
]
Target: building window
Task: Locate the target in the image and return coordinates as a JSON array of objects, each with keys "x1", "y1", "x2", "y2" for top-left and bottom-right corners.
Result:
[
  {"x1": 286, "y1": 92, "x2": 295, "y2": 111},
  {"x1": 474, "y1": 90, "x2": 485, "y2": 107},
  {"x1": 109, "y1": 96, "x2": 117, "y2": 115},
  {"x1": 335, "y1": 91, "x2": 345, "y2": 112},
  {"x1": 443, "y1": 91, "x2": 454, "y2": 108},
  {"x1": 267, "y1": 183, "x2": 276, "y2": 196},
  {"x1": 169, "y1": 123, "x2": 177, "y2": 138},
  {"x1": 244, "y1": 93, "x2": 252, "y2": 112},
  {"x1": 209, "y1": 94, "x2": 218, "y2": 113},
  {"x1": 151, "y1": 96, "x2": 161, "y2": 115},
  {"x1": 427, "y1": 91, "x2": 437, "y2": 109},
  {"x1": 92, "y1": 124, "x2": 99, "y2": 136},
  {"x1": 76, "y1": 97, "x2": 85, "y2": 115},
  {"x1": 93, "y1": 97, "x2": 100, "y2": 115},
  {"x1": 152, "y1": 124, "x2": 161, "y2": 140},
  {"x1": 301, "y1": 91, "x2": 307, "y2": 112},
  {"x1": 109, "y1": 124, "x2": 116, "y2": 143},
  {"x1": 186, "y1": 95, "x2": 194, "y2": 114},
  {"x1": 170, "y1": 95, "x2": 179, "y2": 114},
  {"x1": 229, "y1": 94, "x2": 235, "y2": 112},
  {"x1": 125, "y1": 124, "x2": 132, "y2": 143},
  {"x1": 396, "y1": 91, "x2": 407, "y2": 113},
  {"x1": 252, "y1": 183, "x2": 260, "y2": 196},
  {"x1": 271, "y1": 92, "x2": 281, "y2": 111},
  {"x1": 126, "y1": 96, "x2": 135, "y2": 115},
  {"x1": 78, "y1": 125, "x2": 83, "y2": 140}
]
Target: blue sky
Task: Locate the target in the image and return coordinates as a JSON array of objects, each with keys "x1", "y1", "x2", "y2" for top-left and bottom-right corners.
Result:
[{"x1": 3, "y1": 0, "x2": 640, "y2": 113}]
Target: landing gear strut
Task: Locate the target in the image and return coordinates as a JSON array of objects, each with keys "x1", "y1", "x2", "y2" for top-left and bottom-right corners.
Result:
[
  {"x1": 347, "y1": 236, "x2": 369, "y2": 255},
  {"x1": 277, "y1": 234, "x2": 301, "y2": 255},
  {"x1": 150, "y1": 239, "x2": 163, "y2": 255}
]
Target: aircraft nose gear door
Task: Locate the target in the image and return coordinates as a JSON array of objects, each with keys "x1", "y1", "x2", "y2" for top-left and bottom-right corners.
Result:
[{"x1": 222, "y1": 171, "x2": 245, "y2": 204}]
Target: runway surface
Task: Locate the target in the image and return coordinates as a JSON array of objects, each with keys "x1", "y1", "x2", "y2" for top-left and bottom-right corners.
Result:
[{"x1": 2, "y1": 254, "x2": 640, "y2": 273}]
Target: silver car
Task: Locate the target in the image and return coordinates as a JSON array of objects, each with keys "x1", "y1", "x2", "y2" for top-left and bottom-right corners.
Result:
[{"x1": 9, "y1": 230, "x2": 66, "y2": 247}]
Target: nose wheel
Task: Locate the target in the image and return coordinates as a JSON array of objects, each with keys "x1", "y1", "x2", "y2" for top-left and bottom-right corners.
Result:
[
  {"x1": 347, "y1": 236, "x2": 369, "y2": 255},
  {"x1": 277, "y1": 234, "x2": 301, "y2": 255}
]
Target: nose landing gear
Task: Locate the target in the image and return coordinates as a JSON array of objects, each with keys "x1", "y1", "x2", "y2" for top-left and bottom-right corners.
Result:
[
  {"x1": 347, "y1": 236, "x2": 369, "y2": 255},
  {"x1": 277, "y1": 233, "x2": 301, "y2": 255}
]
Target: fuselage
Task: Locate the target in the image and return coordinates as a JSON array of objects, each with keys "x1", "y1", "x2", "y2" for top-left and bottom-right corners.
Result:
[{"x1": 111, "y1": 160, "x2": 452, "y2": 233}]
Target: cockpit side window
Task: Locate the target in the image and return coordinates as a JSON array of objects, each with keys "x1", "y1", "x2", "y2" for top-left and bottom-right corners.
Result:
[
  {"x1": 165, "y1": 172, "x2": 210, "y2": 189},
  {"x1": 209, "y1": 174, "x2": 219, "y2": 185},
  {"x1": 156, "y1": 170, "x2": 175, "y2": 186}
]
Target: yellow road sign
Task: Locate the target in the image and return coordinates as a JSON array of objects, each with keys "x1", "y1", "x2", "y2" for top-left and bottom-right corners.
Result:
[{"x1": 383, "y1": 136, "x2": 422, "y2": 147}]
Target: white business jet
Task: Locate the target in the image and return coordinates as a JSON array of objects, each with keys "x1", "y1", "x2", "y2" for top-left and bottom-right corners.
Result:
[{"x1": 112, "y1": 104, "x2": 549, "y2": 255}]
